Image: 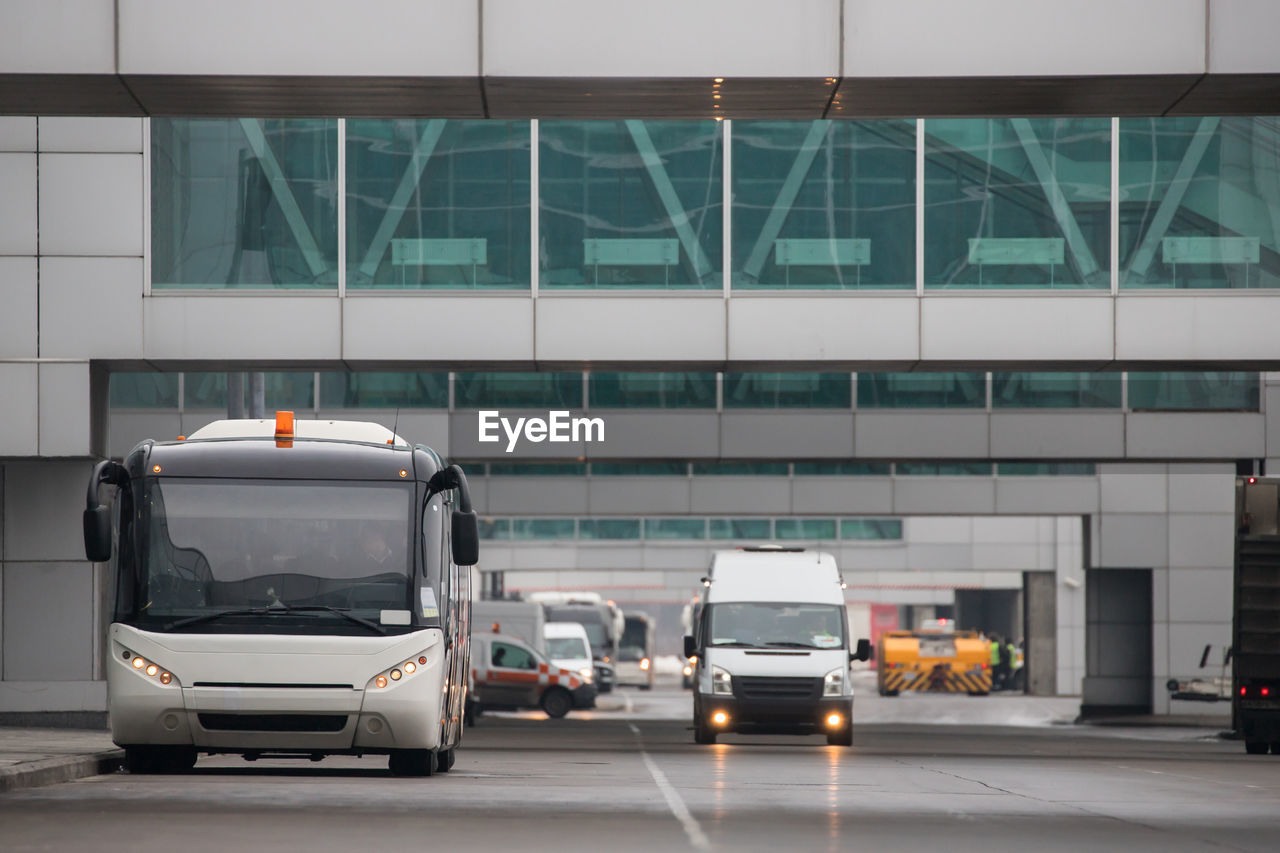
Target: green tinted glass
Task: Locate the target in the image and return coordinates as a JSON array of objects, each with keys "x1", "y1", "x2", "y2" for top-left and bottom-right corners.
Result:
[
  {"x1": 775, "y1": 518, "x2": 838, "y2": 539},
  {"x1": 454, "y1": 373, "x2": 583, "y2": 408},
  {"x1": 589, "y1": 373, "x2": 716, "y2": 408},
  {"x1": 1127, "y1": 372, "x2": 1260, "y2": 411},
  {"x1": 489, "y1": 462, "x2": 588, "y2": 477},
  {"x1": 997, "y1": 463, "x2": 1097, "y2": 476},
  {"x1": 858, "y1": 373, "x2": 986, "y2": 408},
  {"x1": 1120, "y1": 117, "x2": 1280, "y2": 289},
  {"x1": 110, "y1": 373, "x2": 180, "y2": 409},
  {"x1": 578, "y1": 519, "x2": 642, "y2": 540},
  {"x1": 793, "y1": 462, "x2": 892, "y2": 476},
  {"x1": 896, "y1": 462, "x2": 993, "y2": 476},
  {"x1": 925, "y1": 118, "x2": 1110, "y2": 289},
  {"x1": 540, "y1": 121, "x2": 722, "y2": 289},
  {"x1": 645, "y1": 519, "x2": 707, "y2": 539},
  {"x1": 723, "y1": 373, "x2": 852, "y2": 408},
  {"x1": 183, "y1": 372, "x2": 315, "y2": 410},
  {"x1": 318, "y1": 372, "x2": 448, "y2": 408},
  {"x1": 510, "y1": 519, "x2": 576, "y2": 540},
  {"x1": 346, "y1": 120, "x2": 530, "y2": 289},
  {"x1": 733, "y1": 121, "x2": 915, "y2": 289},
  {"x1": 841, "y1": 519, "x2": 903, "y2": 540},
  {"x1": 152, "y1": 119, "x2": 338, "y2": 289},
  {"x1": 991, "y1": 373, "x2": 1122, "y2": 408},
  {"x1": 708, "y1": 519, "x2": 773, "y2": 539},
  {"x1": 692, "y1": 462, "x2": 790, "y2": 476},
  {"x1": 478, "y1": 518, "x2": 511, "y2": 540},
  {"x1": 590, "y1": 462, "x2": 689, "y2": 476}
]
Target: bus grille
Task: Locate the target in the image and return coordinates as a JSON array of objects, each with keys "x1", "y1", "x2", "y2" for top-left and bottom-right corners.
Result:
[
  {"x1": 197, "y1": 714, "x2": 349, "y2": 733},
  {"x1": 734, "y1": 676, "x2": 821, "y2": 700}
]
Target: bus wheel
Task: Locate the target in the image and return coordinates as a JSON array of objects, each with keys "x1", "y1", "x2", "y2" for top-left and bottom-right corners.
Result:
[
  {"x1": 125, "y1": 746, "x2": 196, "y2": 774},
  {"x1": 388, "y1": 749, "x2": 434, "y2": 776},
  {"x1": 1271, "y1": 743, "x2": 1280, "y2": 756},
  {"x1": 541, "y1": 687, "x2": 572, "y2": 719},
  {"x1": 435, "y1": 748, "x2": 456, "y2": 773},
  {"x1": 1245, "y1": 741, "x2": 1269, "y2": 755}
]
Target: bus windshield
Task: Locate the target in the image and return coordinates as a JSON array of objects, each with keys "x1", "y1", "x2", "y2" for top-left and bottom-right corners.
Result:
[
  {"x1": 707, "y1": 603, "x2": 846, "y2": 650},
  {"x1": 130, "y1": 478, "x2": 415, "y2": 632}
]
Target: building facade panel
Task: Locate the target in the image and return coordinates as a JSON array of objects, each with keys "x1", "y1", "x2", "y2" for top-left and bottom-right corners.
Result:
[
  {"x1": 536, "y1": 297, "x2": 725, "y2": 365},
  {"x1": 37, "y1": 362, "x2": 91, "y2": 457},
  {"x1": 0, "y1": 117, "x2": 36, "y2": 151},
  {"x1": 2, "y1": 461, "x2": 94, "y2": 562},
  {"x1": 1125, "y1": 412, "x2": 1265, "y2": 459},
  {"x1": 920, "y1": 297, "x2": 1114, "y2": 364},
  {"x1": 0, "y1": 257, "x2": 38, "y2": 359},
  {"x1": 0, "y1": 1, "x2": 116, "y2": 74},
  {"x1": 38, "y1": 153, "x2": 143, "y2": 256},
  {"x1": 728, "y1": 296, "x2": 918, "y2": 365},
  {"x1": 342, "y1": 296, "x2": 534, "y2": 363},
  {"x1": 0, "y1": 153, "x2": 37, "y2": 254},
  {"x1": 1098, "y1": 512, "x2": 1170, "y2": 568},
  {"x1": 1, "y1": 562, "x2": 94, "y2": 681},
  {"x1": 855, "y1": 412, "x2": 989, "y2": 458},
  {"x1": 0, "y1": 365, "x2": 39, "y2": 455},
  {"x1": 720, "y1": 413, "x2": 854, "y2": 459},
  {"x1": 989, "y1": 412, "x2": 1125, "y2": 458},
  {"x1": 143, "y1": 296, "x2": 342, "y2": 363},
  {"x1": 39, "y1": 257, "x2": 144, "y2": 359},
  {"x1": 38, "y1": 117, "x2": 143, "y2": 153}
]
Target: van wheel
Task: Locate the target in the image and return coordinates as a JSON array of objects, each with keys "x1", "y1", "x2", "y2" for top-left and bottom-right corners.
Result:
[
  {"x1": 541, "y1": 687, "x2": 572, "y2": 719},
  {"x1": 1245, "y1": 741, "x2": 1269, "y2": 755},
  {"x1": 125, "y1": 746, "x2": 197, "y2": 774},
  {"x1": 388, "y1": 749, "x2": 434, "y2": 776},
  {"x1": 435, "y1": 748, "x2": 456, "y2": 772},
  {"x1": 694, "y1": 716, "x2": 717, "y2": 745},
  {"x1": 826, "y1": 726, "x2": 853, "y2": 747}
]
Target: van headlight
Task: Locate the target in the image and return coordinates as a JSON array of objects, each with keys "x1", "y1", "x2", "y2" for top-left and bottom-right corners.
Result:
[
  {"x1": 578, "y1": 668, "x2": 594, "y2": 683},
  {"x1": 823, "y1": 668, "x2": 846, "y2": 697},
  {"x1": 711, "y1": 666, "x2": 733, "y2": 696}
]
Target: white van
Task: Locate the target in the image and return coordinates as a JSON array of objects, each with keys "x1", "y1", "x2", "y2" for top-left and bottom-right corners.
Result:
[
  {"x1": 684, "y1": 547, "x2": 870, "y2": 746},
  {"x1": 543, "y1": 622, "x2": 596, "y2": 685}
]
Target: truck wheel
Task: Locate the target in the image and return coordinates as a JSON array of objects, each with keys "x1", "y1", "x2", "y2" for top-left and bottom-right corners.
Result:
[
  {"x1": 694, "y1": 716, "x2": 718, "y2": 745},
  {"x1": 388, "y1": 749, "x2": 434, "y2": 776},
  {"x1": 826, "y1": 726, "x2": 853, "y2": 747},
  {"x1": 1245, "y1": 741, "x2": 1269, "y2": 755},
  {"x1": 541, "y1": 687, "x2": 572, "y2": 719},
  {"x1": 435, "y1": 748, "x2": 456, "y2": 772}
]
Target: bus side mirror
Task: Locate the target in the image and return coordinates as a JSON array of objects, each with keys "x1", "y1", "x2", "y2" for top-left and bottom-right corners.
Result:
[
  {"x1": 452, "y1": 510, "x2": 479, "y2": 566},
  {"x1": 683, "y1": 635, "x2": 697, "y2": 659},
  {"x1": 851, "y1": 638, "x2": 872, "y2": 662},
  {"x1": 84, "y1": 505, "x2": 112, "y2": 562}
]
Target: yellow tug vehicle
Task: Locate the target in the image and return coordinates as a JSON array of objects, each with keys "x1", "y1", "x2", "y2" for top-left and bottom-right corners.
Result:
[{"x1": 877, "y1": 629, "x2": 992, "y2": 696}]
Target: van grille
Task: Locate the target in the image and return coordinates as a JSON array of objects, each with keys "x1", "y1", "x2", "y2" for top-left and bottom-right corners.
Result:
[
  {"x1": 197, "y1": 714, "x2": 348, "y2": 733},
  {"x1": 734, "y1": 676, "x2": 821, "y2": 700}
]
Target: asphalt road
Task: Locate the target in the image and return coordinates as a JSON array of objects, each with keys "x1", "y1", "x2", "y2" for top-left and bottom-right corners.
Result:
[{"x1": 1, "y1": 688, "x2": 1275, "y2": 852}]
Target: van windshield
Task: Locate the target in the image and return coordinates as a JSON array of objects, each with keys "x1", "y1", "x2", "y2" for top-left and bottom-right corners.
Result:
[
  {"x1": 707, "y1": 603, "x2": 845, "y2": 650},
  {"x1": 546, "y1": 637, "x2": 589, "y2": 659}
]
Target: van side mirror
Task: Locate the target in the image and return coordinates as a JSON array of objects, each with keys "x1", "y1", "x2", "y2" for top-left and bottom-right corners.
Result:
[
  {"x1": 84, "y1": 505, "x2": 113, "y2": 562},
  {"x1": 851, "y1": 638, "x2": 871, "y2": 662},
  {"x1": 683, "y1": 635, "x2": 697, "y2": 659},
  {"x1": 452, "y1": 510, "x2": 479, "y2": 566}
]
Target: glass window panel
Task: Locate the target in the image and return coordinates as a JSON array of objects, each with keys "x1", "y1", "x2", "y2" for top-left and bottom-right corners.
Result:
[
  {"x1": 489, "y1": 462, "x2": 588, "y2": 477},
  {"x1": 692, "y1": 462, "x2": 790, "y2": 476},
  {"x1": 152, "y1": 119, "x2": 338, "y2": 289},
  {"x1": 110, "y1": 373, "x2": 180, "y2": 409},
  {"x1": 644, "y1": 519, "x2": 706, "y2": 539},
  {"x1": 540, "y1": 121, "x2": 722, "y2": 290},
  {"x1": 589, "y1": 373, "x2": 716, "y2": 408},
  {"x1": 896, "y1": 462, "x2": 993, "y2": 476},
  {"x1": 510, "y1": 519, "x2": 577, "y2": 540},
  {"x1": 452, "y1": 461, "x2": 487, "y2": 476},
  {"x1": 857, "y1": 373, "x2": 986, "y2": 408},
  {"x1": 578, "y1": 519, "x2": 642, "y2": 540},
  {"x1": 1127, "y1": 372, "x2": 1260, "y2": 411},
  {"x1": 733, "y1": 120, "x2": 915, "y2": 290},
  {"x1": 775, "y1": 518, "x2": 838, "y2": 540},
  {"x1": 841, "y1": 519, "x2": 903, "y2": 540},
  {"x1": 792, "y1": 461, "x2": 892, "y2": 476},
  {"x1": 318, "y1": 372, "x2": 448, "y2": 408},
  {"x1": 478, "y1": 518, "x2": 510, "y2": 540},
  {"x1": 991, "y1": 373, "x2": 1122, "y2": 408},
  {"x1": 590, "y1": 462, "x2": 689, "y2": 476},
  {"x1": 925, "y1": 118, "x2": 1110, "y2": 289},
  {"x1": 723, "y1": 373, "x2": 852, "y2": 408},
  {"x1": 346, "y1": 120, "x2": 530, "y2": 289},
  {"x1": 182, "y1": 372, "x2": 314, "y2": 410},
  {"x1": 1120, "y1": 117, "x2": 1280, "y2": 289},
  {"x1": 997, "y1": 463, "x2": 1097, "y2": 476},
  {"x1": 454, "y1": 373, "x2": 583, "y2": 408},
  {"x1": 709, "y1": 518, "x2": 773, "y2": 539}
]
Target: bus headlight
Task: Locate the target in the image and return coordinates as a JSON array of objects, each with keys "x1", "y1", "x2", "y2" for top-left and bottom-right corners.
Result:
[
  {"x1": 711, "y1": 666, "x2": 733, "y2": 696},
  {"x1": 823, "y1": 668, "x2": 845, "y2": 697},
  {"x1": 121, "y1": 649, "x2": 178, "y2": 687},
  {"x1": 640, "y1": 658, "x2": 651, "y2": 671}
]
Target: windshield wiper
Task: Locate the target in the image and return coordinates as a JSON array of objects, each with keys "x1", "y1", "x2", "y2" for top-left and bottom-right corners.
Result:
[
  {"x1": 761, "y1": 641, "x2": 821, "y2": 649},
  {"x1": 709, "y1": 640, "x2": 755, "y2": 647},
  {"x1": 164, "y1": 604, "x2": 385, "y2": 634}
]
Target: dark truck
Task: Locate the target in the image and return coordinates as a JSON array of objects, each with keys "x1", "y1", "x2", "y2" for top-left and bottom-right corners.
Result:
[{"x1": 1234, "y1": 476, "x2": 1280, "y2": 755}]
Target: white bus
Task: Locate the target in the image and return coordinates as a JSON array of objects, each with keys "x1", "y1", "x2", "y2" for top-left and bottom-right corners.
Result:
[{"x1": 83, "y1": 413, "x2": 478, "y2": 776}]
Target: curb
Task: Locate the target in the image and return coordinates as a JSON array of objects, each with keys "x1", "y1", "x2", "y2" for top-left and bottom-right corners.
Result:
[{"x1": 0, "y1": 750, "x2": 125, "y2": 794}]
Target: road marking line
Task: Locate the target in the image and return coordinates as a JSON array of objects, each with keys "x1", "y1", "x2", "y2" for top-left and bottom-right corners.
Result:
[{"x1": 629, "y1": 723, "x2": 710, "y2": 850}]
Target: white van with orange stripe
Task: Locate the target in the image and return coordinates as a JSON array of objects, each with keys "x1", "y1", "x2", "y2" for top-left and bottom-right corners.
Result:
[{"x1": 467, "y1": 631, "x2": 597, "y2": 720}]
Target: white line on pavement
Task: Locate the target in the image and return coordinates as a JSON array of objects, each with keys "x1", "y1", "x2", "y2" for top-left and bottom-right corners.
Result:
[{"x1": 629, "y1": 723, "x2": 710, "y2": 851}]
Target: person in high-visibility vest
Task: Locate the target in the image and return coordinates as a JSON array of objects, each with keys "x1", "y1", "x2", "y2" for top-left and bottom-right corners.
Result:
[{"x1": 989, "y1": 636, "x2": 1003, "y2": 689}]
